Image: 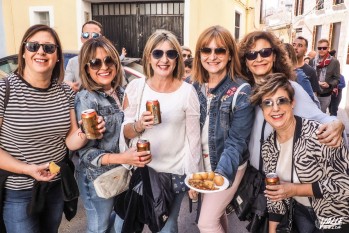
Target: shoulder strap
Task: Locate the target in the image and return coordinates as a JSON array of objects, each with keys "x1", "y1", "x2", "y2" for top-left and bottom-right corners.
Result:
[
  {"x1": 3, "y1": 77, "x2": 10, "y2": 110},
  {"x1": 231, "y1": 83, "x2": 249, "y2": 110}
]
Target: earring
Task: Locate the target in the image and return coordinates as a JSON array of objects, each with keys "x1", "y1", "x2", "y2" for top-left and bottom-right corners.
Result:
[
  {"x1": 22, "y1": 54, "x2": 25, "y2": 58},
  {"x1": 57, "y1": 60, "x2": 60, "y2": 62}
]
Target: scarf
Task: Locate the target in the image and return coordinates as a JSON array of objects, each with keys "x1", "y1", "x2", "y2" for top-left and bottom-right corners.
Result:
[{"x1": 316, "y1": 53, "x2": 332, "y2": 68}]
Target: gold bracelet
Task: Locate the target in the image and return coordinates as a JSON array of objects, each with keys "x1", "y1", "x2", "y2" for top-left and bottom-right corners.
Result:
[{"x1": 132, "y1": 122, "x2": 145, "y2": 135}]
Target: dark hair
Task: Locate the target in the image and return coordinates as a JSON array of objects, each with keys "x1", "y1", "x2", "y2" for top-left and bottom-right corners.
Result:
[
  {"x1": 283, "y1": 43, "x2": 297, "y2": 66},
  {"x1": 79, "y1": 37, "x2": 123, "y2": 92},
  {"x1": 329, "y1": 50, "x2": 336, "y2": 57},
  {"x1": 184, "y1": 57, "x2": 193, "y2": 69},
  {"x1": 191, "y1": 25, "x2": 245, "y2": 84},
  {"x1": 82, "y1": 20, "x2": 103, "y2": 34},
  {"x1": 238, "y1": 31, "x2": 294, "y2": 84},
  {"x1": 250, "y1": 73, "x2": 295, "y2": 106},
  {"x1": 16, "y1": 24, "x2": 64, "y2": 83},
  {"x1": 296, "y1": 36, "x2": 308, "y2": 48}
]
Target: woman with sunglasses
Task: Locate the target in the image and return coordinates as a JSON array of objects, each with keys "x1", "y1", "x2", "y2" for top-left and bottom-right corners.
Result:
[
  {"x1": 250, "y1": 73, "x2": 349, "y2": 233},
  {"x1": 118, "y1": 29, "x2": 201, "y2": 232},
  {"x1": 74, "y1": 37, "x2": 151, "y2": 233},
  {"x1": 188, "y1": 25, "x2": 254, "y2": 233},
  {"x1": 0, "y1": 24, "x2": 106, "y2": 233}
]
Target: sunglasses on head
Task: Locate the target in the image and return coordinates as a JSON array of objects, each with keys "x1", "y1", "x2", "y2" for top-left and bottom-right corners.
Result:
[
  {"x1": 87, "y1": 56, "x2": 115, "y2": 70},
  {"x1": 24, "y1": 42, "x2": 58, "y2": 54},
  {"x1": 317, "y1": 46, "x2": 328, "y2": 51},
  {"x1": 81, "y1": 32, "x2": 101, "y2": 39},
  {"x1": 200, "y1": 47, "x2": 227, "y2": 57},
  {"x1": 245, "y1": 48, "x2": 273, "y2": 61},
  {"x1": 261, "y1": 97, "x2": 291, "y2": 110},
  {"x1": 151, "y1": 49, "x2": 178, "y2": 60}
]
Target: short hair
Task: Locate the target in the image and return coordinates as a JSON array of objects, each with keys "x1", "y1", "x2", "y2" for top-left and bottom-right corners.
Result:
[
  {"x1": 79, "y1": 37, "x2": 123, "y2": 92},
  {"x1": 181, "y1": 45, "x2": 192, "y2": 53},
  {"x1": 296, "y1": 36, "x2": 308, "y2": 48},
  {"x1": 329, "y1": 50, "x2": 336, "y2": 56},
  {"x1": 283, "y1": 43, "x2": 297, "y2": 66},
  {"x1": 142, "y1": 30, "x2": 184, "y2": 80},
  {"x1": 16, "y1": 24, "x2": 64, "y2": 83},
  {"x1": 250, "y1": 73, "x2": 295, "y2": 106},
  {"x1": 184, "y1": 57, "x2": 193, "y2": 69},
  {"x1": 191, "y1": 25, "x2": 245, "y2": 84},
  {"x1": 318, "y1": 38, "x2": 329, "y2": 45},
  {"x1": 82, "y1": 20, "x2": 103, "y2": 34},
  {"x1": 238, "y1": 30, "x2": 294, "y2": 84}
]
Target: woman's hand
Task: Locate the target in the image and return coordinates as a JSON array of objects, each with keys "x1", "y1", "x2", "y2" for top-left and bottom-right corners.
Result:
[
  {"x1": 122, "y1": 147, "x2": 152, "y2": 167},
  {"x1": 188, "y1": 189, "x2": 198, "y2": 201},
  {"x1": 137, "y1": 111, "x2": 154, "y2": 131},
  {"x1": 95, "y1": 115, "x2": 106, "y2": 139},
  {"x1": 264, "y1": 182, "x2": 296, "y2": 202},
  {"x1": 316, "y1": 120, "x2": 344, "y2": 147},
  {"x1": 23, "y1": 163, "x2": 57, "y2": 182}
]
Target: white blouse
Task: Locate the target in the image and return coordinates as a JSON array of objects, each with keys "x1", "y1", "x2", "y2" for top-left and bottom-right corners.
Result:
[{"x1": 120, "y1": 78, "x2": 202, "y2": 175}]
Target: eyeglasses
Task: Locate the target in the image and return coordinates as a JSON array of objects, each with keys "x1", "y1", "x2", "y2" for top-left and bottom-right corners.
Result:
[
  {"x1": 81, "y1": 32, "x2": 101, "y2": 39},
  {"x1": 245, "y1": 48, "x2": 273, "y2": 61},
  {"x1": 317, "y1": 47, "x2": 328, "y2": 51},
  {"x1": 87, "y1": 56, "x2": 115, "y2": 70},
  {"x1": 261, "y1": 97, "x2": 291, "y2": 110},
  {"x1": 200, "y1": 47, "x2": 227, "y2": 58},
  {"x1": 24, "y1": 42, "x2": 58, "y2": 54},
  {"x1": 182, "y1": 53, "x2": 192, "y2": 59},
  {"x1": 151, "y1": 49, "x2": 178, "y2": 60}
]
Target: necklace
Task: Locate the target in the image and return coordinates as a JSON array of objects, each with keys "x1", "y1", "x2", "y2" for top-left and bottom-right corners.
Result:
[
  {"x1": 105, "y1": 88, "x2": 115, "y2": 96},
  {"x1": 205, "y1": 83, "x2": 216, "y2": 115}
]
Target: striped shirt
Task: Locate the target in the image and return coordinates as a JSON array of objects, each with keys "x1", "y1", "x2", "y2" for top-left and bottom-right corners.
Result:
[{"x1": 0, "y1": 73, "x2": 75, "y2": 190}]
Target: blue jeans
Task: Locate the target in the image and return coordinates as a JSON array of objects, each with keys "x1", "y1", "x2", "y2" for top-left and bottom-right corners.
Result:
[
  {"x1": 76, "y1": 169, "x2": 115, "y2": 233},
  {"x1": 3, "y1": 182, "x2": 64, "y2": 233},
  {"x1": 114, "y1": 191, "x2": 185, "y2": 233},
  {"x1": 294, "y1": 201, "x2": 323, "y2": 233}
]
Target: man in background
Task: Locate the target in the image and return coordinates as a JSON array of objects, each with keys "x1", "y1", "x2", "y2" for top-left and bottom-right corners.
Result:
[{"x1": 181, "y1": 45, "x2": 192, "y2": 61}]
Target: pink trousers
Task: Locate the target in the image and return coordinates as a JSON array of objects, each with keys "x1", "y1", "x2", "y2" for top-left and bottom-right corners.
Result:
[{"x1": 198, "y1": 166, "x2": 247, "y2": 233}]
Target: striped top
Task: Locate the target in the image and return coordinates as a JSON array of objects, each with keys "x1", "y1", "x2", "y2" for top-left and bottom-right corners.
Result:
[{"x1": 0, "y1": 73, "x2": 75, "y2": 190}]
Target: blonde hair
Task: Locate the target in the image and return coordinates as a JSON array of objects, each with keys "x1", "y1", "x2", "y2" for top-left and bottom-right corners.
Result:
[
  {"x1": 79, "y1": 37, "x2": 123, "y2": 92},
  {"x1": 142, "y1": 30, "x2": 184, "y2": 80}
]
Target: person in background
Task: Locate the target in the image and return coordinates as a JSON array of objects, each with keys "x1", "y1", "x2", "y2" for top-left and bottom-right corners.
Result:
[
  {"x1": 250, "y1": 73, "x2": 349, "y2": 233},
  {"x1": 64, "y1": 20, "x2": 127, "y2": 92},
  {"x1": 307, "y1": 50, "x2": 317, "y2": 60},
  {"x1": 0, "y1": 24, "x2": 105, "y2": 233},
  {"x1": 309, "y1": 39, "x2": 340, "y2": 113},
  {"x1": 328, "y1": 50, "x2": 346, "y2": 116},
  {"x1": 118, "y1": 29, "x2": 202, "y2": 233},
  {"x1": 304, "y1": 56, "x2": 311, "y2": 64},
  {"x1": 238, "y1": 30, "x2": 344, "y2": 182},
  {"x1": 183, "y1": 57, "x2": 193, "y2": 80},
  {"x1": 292, "y1": 36, "x2": 320, "y2": 96},
  {"x1": 75, "y1": 37, "x2": 151, "y2": 233},
  {"x1": 181, "y1": 45, "x2": 192, "y2": 61},
  {"x1": 189, "y1": 25, "x2": 254, "y2": 233}
]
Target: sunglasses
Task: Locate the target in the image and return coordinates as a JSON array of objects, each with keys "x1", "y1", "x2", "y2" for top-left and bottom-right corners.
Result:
[
  {"x1": 81, "y1": 32, "x2": 101, "y2": 39},
  {"x1": 317, "y1": 46, "x2": 328, "y2": 51},
  {"x1": 200, "y1": 47, "x2": 227, "y2": 58},
  {"x1": 151, "y1": 49, "x2": 178, "y2": 60},
  {"x1": 261, "y1": 97, "x2": 291, "y2": 110},
  {"x1": 245, "y1": 48, "x2": 273, "y2": 60},
  {"x1": 182, "y1": 53, "x2": 192, "y2": 59},
  {"x1": 24, "y1": 42, "x2": 58, "y2": 54},
  {"x1": 87, "y1": 56, "x2": 115, "y2": 70}
]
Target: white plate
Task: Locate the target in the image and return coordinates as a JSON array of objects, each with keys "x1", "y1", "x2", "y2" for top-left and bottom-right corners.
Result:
[{"x1": 185, "y1": 172, "x2": 229, "y2": 194}]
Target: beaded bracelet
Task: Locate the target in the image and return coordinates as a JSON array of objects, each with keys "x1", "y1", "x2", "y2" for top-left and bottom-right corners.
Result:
[{"x1": 132, "y1": 122, "x2": 145, "y2": 136}]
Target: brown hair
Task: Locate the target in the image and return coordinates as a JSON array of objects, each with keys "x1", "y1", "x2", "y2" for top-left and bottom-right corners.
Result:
[
  {"x1": 142, "y1": 29, "x2": 184, "y2": 80},
  {"x1": 318, "y1": 38, "x2": 329, "y2": 45},
  {"x1": 82, "y1": 20, "x2": 103, "y2": 34},
  {"x1": 16, "y1": 24, "x2": 64, "y2": 83},
  {"x1": 238, "y1": 31, "x2": 294, "y2": 85},
  {"x1": 283, "y1": 43, "x2": 297, "y2": 66},
  {"x1": 250, "y1": 73, "x2": 295, "y2": 106},
  {"x1": 191, "y1": 25, "x2": 244, "y2": 84},
  {"x1": 79, "y1": 37, "x2": 123, "y2": 92}
]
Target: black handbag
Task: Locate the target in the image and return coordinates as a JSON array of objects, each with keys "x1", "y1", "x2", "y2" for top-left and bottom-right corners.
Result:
[{"x1": 276, "y1": 199, "x2": 296, "y2": 233}]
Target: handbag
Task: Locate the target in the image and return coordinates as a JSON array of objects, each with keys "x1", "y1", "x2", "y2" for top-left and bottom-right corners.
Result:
[
  {"x1": 276, "y1": 199, "x2": 296, "y2": 233},
  {"x1": 171, "y1": 174, "x2": 189, "y2": 193},
  {"x1": 93, "y1": 165, "x2": 131, "y2": 199}
]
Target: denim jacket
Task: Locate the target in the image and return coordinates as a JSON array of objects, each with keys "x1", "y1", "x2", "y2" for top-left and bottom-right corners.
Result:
[
  {"x1": 193, "y1": 75, "x2": 254, "y2": 182},
  {"x1": 75, "y1": 87, "x2": 124, "y2": 180}
]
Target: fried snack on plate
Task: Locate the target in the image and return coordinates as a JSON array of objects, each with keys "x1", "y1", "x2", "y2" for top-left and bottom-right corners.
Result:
[{"x1": 49, "y1": 162, "x2": 60, "y2": 174}]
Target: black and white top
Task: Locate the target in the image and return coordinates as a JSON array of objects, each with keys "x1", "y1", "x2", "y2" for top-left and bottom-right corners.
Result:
[{"x1": 0, "y1": 73, "x2": 75, "y2": 190}]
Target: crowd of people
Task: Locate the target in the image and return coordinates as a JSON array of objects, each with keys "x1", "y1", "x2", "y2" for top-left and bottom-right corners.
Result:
[{"x1": 0, "y1": 20, "x2": 348, "y2": 233}]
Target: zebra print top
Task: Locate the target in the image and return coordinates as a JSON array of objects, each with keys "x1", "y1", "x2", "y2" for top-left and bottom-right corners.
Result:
[
  {"x1": 262, "y1": 116, "x2": 349, "y2": 226},
  {"x1": 0, "y1": 73, "x2": 75, "y2": 190}
]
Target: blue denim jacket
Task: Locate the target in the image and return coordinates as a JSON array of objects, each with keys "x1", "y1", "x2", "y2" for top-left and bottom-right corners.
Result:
[
  {"x1": 75, "y1": 87, "x2": 124, "y2": 180},
  {"x1": 193, "y1": 75, "x2": 254, "y2": 182}
]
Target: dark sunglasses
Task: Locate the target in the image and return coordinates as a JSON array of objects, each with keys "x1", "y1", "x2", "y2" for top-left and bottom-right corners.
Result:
[
  {"x1": 245, "y1": 48, "x2": 273, "y2": 60},
  {"x1": 151, "y1": 49, "x2": 178, "y2": 60},
  {"x1": 81, "y1": 32, "x2": 101, "y2": 39},
  {"x1": 182, "y1": 54, "x2": 192, "y2": 58},
  {"x1": 317, "y1": 46, "x2": 328, "y2": 51},
  {"x1": 24, "y1": 42, "x2": 58, "y2": 54},
  {"x1": 87, "y1": 56, "x2": 115, "y2": 70},
  {"x1": 200, "y1": 47, "x2": 227, "y2": 57},
  {"x1": 261, "y1": 97, "x2": 291, "y2": 110}
]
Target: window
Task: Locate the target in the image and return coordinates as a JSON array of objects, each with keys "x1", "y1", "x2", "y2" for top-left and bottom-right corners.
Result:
[
  {"x1": 294, "y1": 0, "x2": 304, "y2": 16},
  {"x1": 330, "y1": 22, "x2": 341, "y2": 53},
  {"x1": 334, "y1": 0, "x2": 344, "y2": 4},
  {"x1": 346, "y1": 45, "x2": 349, "y2": 64},
  {"x1": 235, "y1": 11, "x2": 241, "y2": 41},
  {"x1": 317, "y1": 0, "x2": 324, "y2": 10},
  {"x1": 312, "y1": 25, "x2": 322, "y2": 50},
  {"x1": 29, "y1": 6, "x2": 54, "y2": 27}
]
